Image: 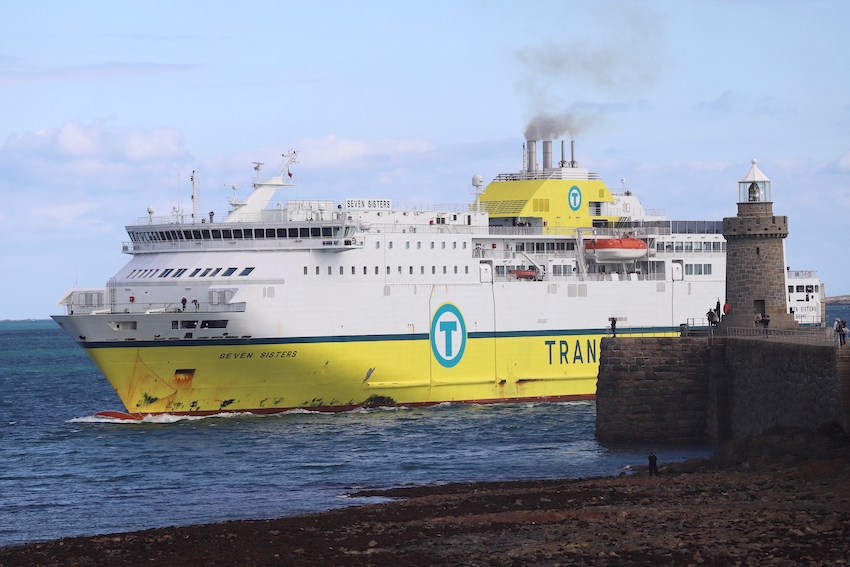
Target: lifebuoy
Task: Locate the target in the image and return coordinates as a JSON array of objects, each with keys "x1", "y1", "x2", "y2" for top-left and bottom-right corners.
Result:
[
  {"x1": 129, "y1": 296, "x2": 135, "y2": 303},
  {"x1": 723, "y1": 302, "x2": 731, "y2": 314},
  {"x1": 409, "y1": 226, "x2": 415, "y2": 233}
]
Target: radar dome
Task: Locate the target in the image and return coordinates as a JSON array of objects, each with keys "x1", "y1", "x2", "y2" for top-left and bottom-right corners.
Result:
[{"x1": 472, "y1": 174, "x2": 484, "y2": 188}]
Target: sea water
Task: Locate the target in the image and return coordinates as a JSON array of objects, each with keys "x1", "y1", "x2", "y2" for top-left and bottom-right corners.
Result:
[{"x1": 3, "y1": 317, "x2": 766, "y2": 548}]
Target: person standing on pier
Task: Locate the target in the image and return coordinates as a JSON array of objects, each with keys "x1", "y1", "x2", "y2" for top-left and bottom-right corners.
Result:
[{"x1": 648, "y1": 453, "x2": 658, "y2": 476}]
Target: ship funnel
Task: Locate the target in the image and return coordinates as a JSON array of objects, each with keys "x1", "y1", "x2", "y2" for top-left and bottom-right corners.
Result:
[
  {"x1": 526, "y1": 140, "x2": 537, "y2": 173},
  {"x1": 542, "y1": 141, "x2": 552, "y2": 170},
  {"x1": 569, "y1": 140, "x2": 578, "y2": 168}
]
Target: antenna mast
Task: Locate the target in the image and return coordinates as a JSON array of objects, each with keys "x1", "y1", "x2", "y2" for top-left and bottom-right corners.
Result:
[{"x1": 190, "y1": 171, "x2": 200, "y2": 223}]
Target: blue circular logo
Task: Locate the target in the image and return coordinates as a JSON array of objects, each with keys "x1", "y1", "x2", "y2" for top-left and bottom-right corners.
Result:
[
  {"x1": 568, "y1": 186, "x2": 582, "y2": 211},
  {"x1": 430, "y1": 303, "x2": 467, "y2": 368}
]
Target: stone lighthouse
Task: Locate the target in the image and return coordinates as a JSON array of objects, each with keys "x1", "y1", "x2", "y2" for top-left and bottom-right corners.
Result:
[{"x1": 718, "y1": 159, "x2": 797, "y2": 330}]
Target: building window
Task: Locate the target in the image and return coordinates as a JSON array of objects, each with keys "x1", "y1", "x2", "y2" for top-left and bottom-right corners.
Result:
[{"x1": 704, "y1": 264, "x2": 712, "y2": 275}]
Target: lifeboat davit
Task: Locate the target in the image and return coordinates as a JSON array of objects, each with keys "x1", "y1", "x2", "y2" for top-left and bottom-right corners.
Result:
[{"x1": 585, "y1": 236, "x2": 648, "y2": 262}]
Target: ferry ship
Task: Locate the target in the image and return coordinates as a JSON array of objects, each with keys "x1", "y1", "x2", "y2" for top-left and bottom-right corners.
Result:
[{"x1": 52, "y1": 140, "x2": 823, "y2": 417}]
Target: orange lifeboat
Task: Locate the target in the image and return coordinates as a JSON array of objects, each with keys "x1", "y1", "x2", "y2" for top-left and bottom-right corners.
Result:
[
  {"x1": 585, "y1": 236, "x2": 648, "y2": 262},
  {"x1": 508, "y1": 268, "x2": 540, "y2": 280}
]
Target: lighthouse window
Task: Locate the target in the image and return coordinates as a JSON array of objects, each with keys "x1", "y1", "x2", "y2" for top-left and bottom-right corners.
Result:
[
  {"x1": 375, "y1": 266, "x2": 379, "y2": 275},
  {"x1": 363, "y1": 266, "x2": 368, "y2": 275},
  {"x1": 316, "y1": 266, "x2": 320, "y2": 275},
  {"x1": 328, "y1": 266, "x2": 333, "y2": 275},
  {"x1": 304, "y1": 266, "x2": 308, "y2": 275},
  {"x1": 239, "y1": 267, "x2": 255, "y2": 276},
  {"x1": 352, "y1": 266, "x2": 356, "y2": 275},
  {"x1": 340, "y1": 267, "x2": 344, "y2": 275}
]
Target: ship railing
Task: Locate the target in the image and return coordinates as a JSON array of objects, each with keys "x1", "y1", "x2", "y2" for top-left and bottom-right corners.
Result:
[
  {"x1": 491, "y1": 170, "x2": 602, "y2": 182},
  {"x1": 720, "y1": 326, "x2": 836, "y2": 345},
  {"x1": 62, "y1": 302, "x2": 247, "y2": 316},
  {"x1": 360, "y1": 223, "x2": 488, "y2": 235},
  {"x1": 786, "y1": 270, "x2": 819, "y2": 280},
  {"x1": 491, "y1": 270, "x2": 665, "y2": 283},
  {"x1": 123, "y1": 238, "x2": 363, "y2": 253}
]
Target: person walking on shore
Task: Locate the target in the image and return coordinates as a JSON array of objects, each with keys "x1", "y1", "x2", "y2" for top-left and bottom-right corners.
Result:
[{"x1": 648, "y1": 452, "x2": 658, "y2": 476}]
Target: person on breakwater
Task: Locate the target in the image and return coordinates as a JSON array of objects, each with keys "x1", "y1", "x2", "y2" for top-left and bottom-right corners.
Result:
[
  {"x1": 835, "y1": 318, "x2": 846, "y2": 346},
  {"x1": 648, "y1": 452, "x2": 658, "y2": 476}
]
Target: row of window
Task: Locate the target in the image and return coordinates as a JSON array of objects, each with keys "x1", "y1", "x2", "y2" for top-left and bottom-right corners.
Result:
[
  {"x1": 658, "y1": 241, "x2": 724, "y2": 253},
  {"x1": 684, "y1": 263, "x2": 713, "y2": 275},
  {"x1": 305, "y1": 265, "x2": 472, "y2": 276},
  {"x1": 130, "y1": 226, "x2": 350, "y2": 243},
  {"x1": 789, "y1": 285, "x2": 818, "y2": 293},
  {"x1": 127, "y1": 267, "x2": 255, "y2": 279},
  {"x1": 376, "y1": 241, "x2": 469, "y2": 250}
]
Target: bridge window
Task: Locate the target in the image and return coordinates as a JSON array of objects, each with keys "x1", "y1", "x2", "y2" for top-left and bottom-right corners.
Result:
[
  {"x1": 239, "y1": 267, "x2": 255, "y2": 276},
  {"x1": 222, "y1": 268, "x2": 237, "y2": 276}
]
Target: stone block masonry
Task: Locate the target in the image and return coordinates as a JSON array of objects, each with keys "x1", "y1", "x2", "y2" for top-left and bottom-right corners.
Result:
[
  {"x1": 596, "y1": 337, "x2": 846, "y2": 444},
  {"x1": 595, "y1": 337, "x2": 711, "y2": 443}
]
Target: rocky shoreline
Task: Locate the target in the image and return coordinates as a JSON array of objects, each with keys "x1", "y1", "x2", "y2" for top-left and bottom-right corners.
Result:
[{"x1": 2, "y1": 427, "x2": 849, "y2": 567}]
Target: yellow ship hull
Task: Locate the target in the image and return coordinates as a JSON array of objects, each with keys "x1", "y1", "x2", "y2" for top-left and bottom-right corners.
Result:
[{"x1": 84, "y1": 331, "x2": 629, "y2": 416}]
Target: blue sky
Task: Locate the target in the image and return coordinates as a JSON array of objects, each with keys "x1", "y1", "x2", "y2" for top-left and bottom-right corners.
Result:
[{"x1": 2, "y1": 0, "x2": 849, "y2": 320}]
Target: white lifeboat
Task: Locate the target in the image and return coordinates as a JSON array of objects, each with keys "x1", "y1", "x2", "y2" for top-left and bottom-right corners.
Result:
[{"x1": 585, "y1": 236, "x2": 648, "y2": 262}]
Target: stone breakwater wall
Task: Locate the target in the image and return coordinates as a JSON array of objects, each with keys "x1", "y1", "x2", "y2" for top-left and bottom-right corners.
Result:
[{"x1": 596, "y1": 337, "x2": 846, "y2": 444}]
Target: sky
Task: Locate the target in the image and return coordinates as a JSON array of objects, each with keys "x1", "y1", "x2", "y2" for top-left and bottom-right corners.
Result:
[{"x1": 2, "y1": 0, "x2": 849, "y2": 320}]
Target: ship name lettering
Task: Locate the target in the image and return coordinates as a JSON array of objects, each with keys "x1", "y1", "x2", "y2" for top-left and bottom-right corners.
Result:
[
  {"x1": 219, "y1": 352, "x2": 254, "y2": 359},
  {"x1": 259, "y1": 350, "x2": 298, "y2": 358},
  {"x1": 544, "y1": 339, "x2": 598, "y2": 365}
]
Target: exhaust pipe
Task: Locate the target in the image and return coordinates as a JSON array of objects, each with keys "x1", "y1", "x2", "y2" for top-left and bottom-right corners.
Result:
[
  {"x1": 542, "y1": 141, "x2": 552, "y2": 170},
  {"x1": 527, "y1": 140, "x2": 537, "y2": 172}
]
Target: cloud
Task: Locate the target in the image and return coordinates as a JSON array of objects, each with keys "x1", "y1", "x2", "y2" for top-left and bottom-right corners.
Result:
[
  {"x1": 696, "y1": 92, "x2": 797, "y2": 116},
  {"x1": 294, "y1": 134, "x2": 437, "y2": 167},
  {"x1": 4, "y1": 119, "x2": 184, "y2": 163},
  {"x1": 0, "y1": 62, "x2": 201, "y2": 86}
]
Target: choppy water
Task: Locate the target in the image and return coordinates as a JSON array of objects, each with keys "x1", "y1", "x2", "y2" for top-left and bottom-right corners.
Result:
[{"x1": 0, "y1": 319, "x2": 726, "y2": 547}]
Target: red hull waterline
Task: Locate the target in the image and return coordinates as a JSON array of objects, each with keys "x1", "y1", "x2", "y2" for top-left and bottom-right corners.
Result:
[{"x1": 94, "y1": 393, "x2": 597, "y2": 420}]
